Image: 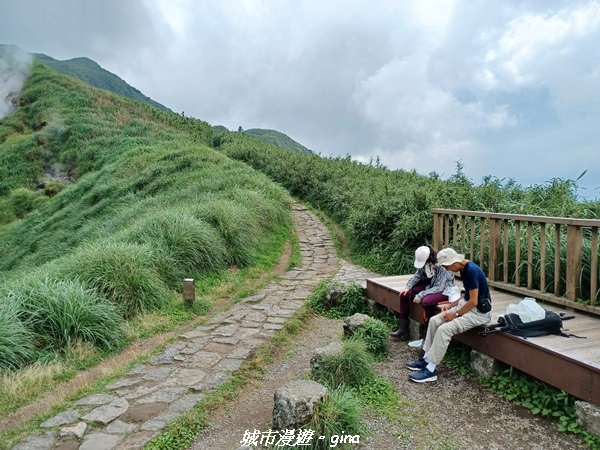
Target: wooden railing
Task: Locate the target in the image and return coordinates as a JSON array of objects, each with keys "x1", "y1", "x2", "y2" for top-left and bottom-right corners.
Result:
[{"x1": 432, "y1": 209, "x2": 600, "y2": 315}]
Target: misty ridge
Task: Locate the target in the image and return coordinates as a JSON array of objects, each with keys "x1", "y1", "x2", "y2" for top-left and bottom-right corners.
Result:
[{"x1": 0, "y1": 44, "x2": 313, "y2": 157}]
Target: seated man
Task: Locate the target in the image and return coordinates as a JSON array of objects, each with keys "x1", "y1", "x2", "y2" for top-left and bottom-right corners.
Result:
[{"x1": 406, "y1": 247, "x2": 492, "y2": 383}]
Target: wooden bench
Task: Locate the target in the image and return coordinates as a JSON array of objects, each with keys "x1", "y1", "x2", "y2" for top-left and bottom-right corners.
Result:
[
  {"x1": 365, "y1": 275, "x2": 451, "y2": 328},
  {"x1": 366, "y1": 275, "x2": 600, "y2": 406}
]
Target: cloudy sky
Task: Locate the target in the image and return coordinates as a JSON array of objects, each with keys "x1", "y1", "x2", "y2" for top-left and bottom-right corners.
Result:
[{"x1": 1, "y1": 0, "x2": 600, "y2": 198}]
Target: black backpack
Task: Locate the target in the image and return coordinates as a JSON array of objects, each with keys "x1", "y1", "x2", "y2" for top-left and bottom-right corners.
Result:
[{"x1": 481, "y1": 311, "x2": 586, "y2": 339}]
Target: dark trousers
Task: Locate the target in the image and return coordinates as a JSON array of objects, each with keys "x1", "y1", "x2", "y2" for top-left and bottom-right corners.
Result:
[{"x1": 399, "y1": 281, "x2": 448, "y2": 323}]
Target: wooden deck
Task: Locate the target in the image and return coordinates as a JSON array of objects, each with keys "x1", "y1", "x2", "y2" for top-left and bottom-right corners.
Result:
[{"x1": 366, "y1": 275, "x2": 600, "y2": 406}]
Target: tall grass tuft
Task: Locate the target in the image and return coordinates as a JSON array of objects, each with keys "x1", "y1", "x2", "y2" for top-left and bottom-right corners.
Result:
[
  {"x1": 126, "y1": 209, "x2": 227, "y2": 289},
  {"x1": 311, "y1": 338, "x2": 375, "y2": 390},
  {"x1": 302, "y1": 387, "x2": 367, "y2": 450},
  {"x1": 0, "y1": 300, "x2": 35, "y2": 371},
  {"x1": 350, "y1": 318, "x2": 389, "y2": 360},
  {"x1": 8, "y1": 277, "x2": 125, "y2": 352},
  {"x1": 228, "y1": 188, "x2": 291, "y2": 232},
  {"x1": 58, "y1": 242, "x2": 168, "y2": 318},
  {"x1": 308, "y1": 280, "x2": 370, "y2": 319},
  {"x1": 194, "y1": 198, "x2": 261, "y2": 267}
]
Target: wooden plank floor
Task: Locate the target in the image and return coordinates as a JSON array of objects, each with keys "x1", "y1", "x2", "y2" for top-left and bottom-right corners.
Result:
[{"x1": 366, "y1": 275, "x2": 600, "y2": 405}]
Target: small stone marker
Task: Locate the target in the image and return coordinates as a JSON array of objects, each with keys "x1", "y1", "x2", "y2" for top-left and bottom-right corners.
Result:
[{"x1": 183, "y1": 278, "x2": 195, "y2": 305}]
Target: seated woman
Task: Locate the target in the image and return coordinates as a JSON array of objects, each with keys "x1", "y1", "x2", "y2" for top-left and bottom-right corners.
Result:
[{"x1": 390, "y1": 245, "x2": 456, "y2": 338}]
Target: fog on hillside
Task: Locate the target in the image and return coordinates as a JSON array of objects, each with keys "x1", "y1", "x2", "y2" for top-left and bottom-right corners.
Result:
[{"x1": 0, "y1": 45, "x2": 32, "y2": 119}]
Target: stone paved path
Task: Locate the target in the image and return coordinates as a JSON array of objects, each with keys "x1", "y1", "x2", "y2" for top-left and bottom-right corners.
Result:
[{"x1": 12, "y1": 204, "x2": 379, "y2": 450}]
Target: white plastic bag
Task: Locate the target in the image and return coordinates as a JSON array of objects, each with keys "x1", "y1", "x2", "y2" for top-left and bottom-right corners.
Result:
[
  {"x1": 505, "y1": 297, "x2": 545, "y2": 323},
  {"x1": 443, "y1": 286, "x2": 462, "y2": 302},
  {"x1": 408, "y1": 339, "x2": 423, "y2": 348}
]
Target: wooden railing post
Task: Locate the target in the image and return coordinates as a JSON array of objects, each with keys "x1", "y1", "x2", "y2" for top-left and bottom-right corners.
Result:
[
  {"x1": 555, "y1": 224, "x2": 561, "y2": 297},
  {"x1": 566, "y1": 224, "x2": 583, "y2": 302},
  {"x1": 433, "y1": 212, "x2": 442, "y2": 250},
  {"x1": 488, "y1": 218, "x2": 502, "y2": 281},
  {"x1": 592, "y1": 227, "x2": 598, "y2": 305}
]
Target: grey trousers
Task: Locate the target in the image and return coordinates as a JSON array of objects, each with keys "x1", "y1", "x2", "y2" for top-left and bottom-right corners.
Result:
[{"x1": 423, "y1": 299, "x2": 491, "y2": 365}]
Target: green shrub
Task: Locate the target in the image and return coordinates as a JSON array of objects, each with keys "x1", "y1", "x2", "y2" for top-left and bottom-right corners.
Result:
[
  {"x1": 308, "y1": 280, "x2": 369, "y2": 319},
  {"x1": 352, "y1": 376, "x2": 399, "y2": 420},
  {"x1": 58, "y1": 242, "x2": 169, "y2": 318},
  {"x1": 0, "y1": 300, "x2": 34, "y2": 371},
  {"x1": 193, "y1": 198, "x2": 261, "y2": 267},
  {"x1": 7, "y1": 277, "x2": 125, "y2": 352},
  {"x1": 311, "y1": 338, "x2": 375, "y2": 390},
  {"x1": 7, "y1": 187, "x2": 42, "y2": 218},
  {"x1": 301, "y1": 387, "x2": 367, "y2": 450},
  {"x1": 127, "y1": 209, "x2": 227, "y2": 289},
  {"x1": 350, "y1": 318, "x2": 388, "y2": 360},
  {"x1": 221, "y1": 133, "x2": 600, "y2": 278},
  {"x1": 42, "y1": 179, "x2": 63, "y2": 196}
]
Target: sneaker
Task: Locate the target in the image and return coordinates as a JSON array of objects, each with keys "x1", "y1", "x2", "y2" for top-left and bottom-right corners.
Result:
[
  {"x1": 406, "y1": 358, "x2": 427, "y2": 371},
  {"x1": 409, "y1": 368, "x2": 438, "y2": 383}
]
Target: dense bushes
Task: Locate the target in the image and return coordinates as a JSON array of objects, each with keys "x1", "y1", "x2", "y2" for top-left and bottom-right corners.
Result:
[
  {"x1": 0, "y1": 277, "x2": 124, "y2": 371},
  {"x1": 57, "y1": 242, "x2": 168, "y2": 318},
  {"x1": 0, "y1": 301, "x2": 34, "y2": 370},
  {"x1": 125, "y1": 210, "x2": 228, "y2": 290},
  {"x1": 220, "y1": 133, "x2": 600, "y2": 275}
]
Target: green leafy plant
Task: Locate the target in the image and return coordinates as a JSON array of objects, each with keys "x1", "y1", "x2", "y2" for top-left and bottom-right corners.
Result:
[
  {"x1": 352, "y1": 375, "x2": 399, "y2": 420},
  {"x1": 7, "y1": 277, "x2": 125, "y2": 353},
  {"x1": 350, "y1": 318, "x2": 388, "y2": 360},
  {"x1": 0, "y1": 301, "x2": 35, "y2": 371},
  {"x1": 308, "y1": 280, "x2": 370, "y2": 319},
  {"x1": 299, "y1": 387, "x2": 367, "y2": 450},
  {"x1": 311, "y1": 338, "x2": 375, "y2": 390}
]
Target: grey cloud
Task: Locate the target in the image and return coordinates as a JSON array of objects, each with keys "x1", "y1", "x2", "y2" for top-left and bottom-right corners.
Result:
[{"x1": 0, "y1": 0, "x2": 164, "y2": 64}]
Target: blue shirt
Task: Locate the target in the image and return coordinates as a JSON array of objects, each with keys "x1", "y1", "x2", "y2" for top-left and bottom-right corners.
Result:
[{"x1": 461, "y1": 261, "x2": 490, "y2": 301}]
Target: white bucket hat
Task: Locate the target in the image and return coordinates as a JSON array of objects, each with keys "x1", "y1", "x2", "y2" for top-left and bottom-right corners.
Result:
[
  {"x1": 437, "y1": 248, "x2": 465, "y2": 267},
  {"x1": 413, "y1": 246, "x2": 430, "y2": 268}
]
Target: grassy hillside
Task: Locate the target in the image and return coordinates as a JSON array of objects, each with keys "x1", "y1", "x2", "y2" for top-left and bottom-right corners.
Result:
[
  {"x1": 0, "y1": 63, "x2": 292, "y2": 378},
  {"x1": 219, "y1": 132, "x2": 600, "y2": 276},
  {"x1": 33, "y1": 53, "x2": 170, "y2": 111},
  {"x1": 211, "y1": 125, "x2": 313, "y2": 154},
  {"x1": 243, "y1": 128, "x2": 312, "y2": 154}
]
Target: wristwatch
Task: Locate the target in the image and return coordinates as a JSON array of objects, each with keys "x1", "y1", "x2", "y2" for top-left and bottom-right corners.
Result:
[{"x1": 455, "y1": 311, "x2": 461, "y2": 317}]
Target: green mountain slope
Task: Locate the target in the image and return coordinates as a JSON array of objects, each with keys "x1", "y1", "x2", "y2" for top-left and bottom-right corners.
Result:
[
  {"x1": 212, "y1": 125, "x2": 313, "y2": 154},
  {"x1": 33, "y1": 52, "x2": 170, "y2": 111},
  {"x1": 243, "y1": 128, "x2": 312, "y2": 154},
  {"x1": 0, "y1": 62, "x2": 292, "y2": 371}
]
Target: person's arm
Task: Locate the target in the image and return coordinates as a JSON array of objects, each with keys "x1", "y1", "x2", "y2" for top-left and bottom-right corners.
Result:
[
  {"x1": 456, "y1": 288, "x2": 478, "y2": 316},
  {"x1": 442, "y1": 288, "x2": 478, "y2": 321},
  {"x1": 404, "y1": 268, "x2": 423, "y2": 291},
  {"x1": 414, "y1": 267, "x2": 454, "y2": 302}
]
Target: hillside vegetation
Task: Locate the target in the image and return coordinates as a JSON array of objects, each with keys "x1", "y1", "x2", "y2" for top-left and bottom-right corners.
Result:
[
  {"x1": 33, "y1": 52, "x2": 170, "y2": 111},
  {"x1": 0, "y1": 63, "x2": 292, "y2": 382},
  {"x1": 218, "y1": 132, "x2": 600, "y2": 276},
  {"x1": 242, "y1": 128, "x2": 312, "y2": 154}
]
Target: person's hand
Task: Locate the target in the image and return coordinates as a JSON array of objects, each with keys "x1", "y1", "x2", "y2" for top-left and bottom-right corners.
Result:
[
  {"x1": 439, "y1": 303, "x2": 453, "y2": 312},
  {"x1": 442, "y1": 310, "x2": 456, "y2": 321},
  {"x1": 401, "y1": 288, "x2": 410, "y2": 296},
  {"x1": 413, "y1": 296, "x2": 421, "y2": 304}
]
